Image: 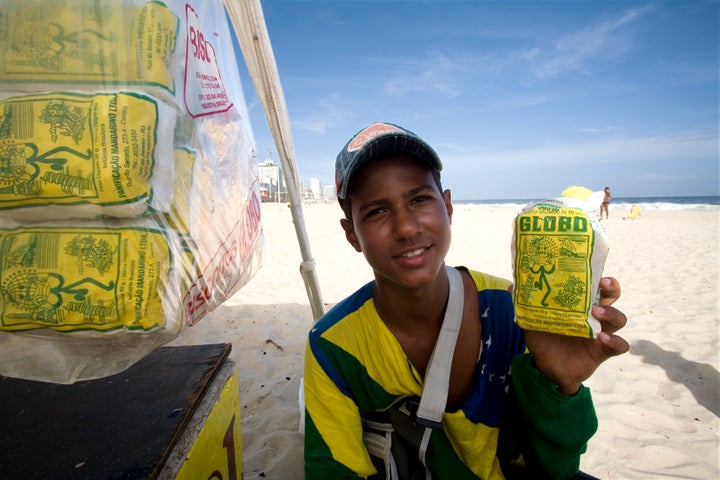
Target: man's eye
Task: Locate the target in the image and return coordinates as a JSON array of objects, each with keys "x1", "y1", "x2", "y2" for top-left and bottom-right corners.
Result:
[{"x1": 364, "y1": 208, "x2": 384, "y2": 219}]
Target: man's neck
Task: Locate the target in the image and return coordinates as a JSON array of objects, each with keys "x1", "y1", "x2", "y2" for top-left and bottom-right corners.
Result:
[{"x1": 372, "y1": 270, "x2": 450, "y2": 334}]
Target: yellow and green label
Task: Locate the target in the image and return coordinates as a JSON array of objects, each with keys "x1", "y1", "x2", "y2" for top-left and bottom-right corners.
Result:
[
  {"x1": 0, "y1": 225, "x2": 171, "y2": 332},
  {"x1": 0, "y1": 0, "x2": 178, "y2": 92},
  {"x1": 163, "y1": 147, "x2": 195, "y2": 235},
  {"x1": 0, "y1": 92, "x2": 163, "y2": 211},
  {"x1": 513, "y1": 203, "x2": 597, "y2": 338}
]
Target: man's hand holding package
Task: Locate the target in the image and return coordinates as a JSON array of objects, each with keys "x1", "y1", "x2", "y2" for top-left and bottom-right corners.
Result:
[{"x1": 521, "y1": 277, "x2": 630, "y2": 395}]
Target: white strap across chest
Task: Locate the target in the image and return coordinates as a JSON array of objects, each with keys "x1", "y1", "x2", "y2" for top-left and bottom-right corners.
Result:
[{"x1": 415, "y1": 266, "x2": 464, "y2": 428}]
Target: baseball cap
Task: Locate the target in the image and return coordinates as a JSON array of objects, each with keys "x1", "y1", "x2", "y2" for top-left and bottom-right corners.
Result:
[{"x1": 335, "y1": 122, "x2": 443, "y2": 199}]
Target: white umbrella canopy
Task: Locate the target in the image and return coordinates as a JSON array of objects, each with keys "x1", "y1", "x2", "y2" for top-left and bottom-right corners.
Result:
[{"x1": 224, "y1": 0, "x2": 325, "y2": 320}]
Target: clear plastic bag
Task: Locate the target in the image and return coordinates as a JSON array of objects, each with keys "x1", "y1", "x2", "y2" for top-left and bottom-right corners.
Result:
[{"x1": 0, "y1": 0, "x2": 263, "y2": 383}]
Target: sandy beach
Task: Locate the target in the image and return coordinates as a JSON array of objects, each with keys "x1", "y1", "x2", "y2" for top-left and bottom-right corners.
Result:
[{"x1": 168, "y1": 201, "x2": 720, "y2": 479}]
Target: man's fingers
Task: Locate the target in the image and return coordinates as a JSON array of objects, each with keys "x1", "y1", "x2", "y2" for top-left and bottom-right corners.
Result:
[
  {"x1": 598, "y1": 277, "x2": 621, "y2": 306},
  {"x1": 597, "y1": 331, "x2": 630, "y2": 357},
  {"x1": 593, "y1": 305, "x2": 627, "y2": 335}
]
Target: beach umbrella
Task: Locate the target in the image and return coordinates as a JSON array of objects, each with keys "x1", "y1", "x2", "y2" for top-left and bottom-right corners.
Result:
[{"x1": 224, "y1": 0, "x2": 325, "y2": 320}]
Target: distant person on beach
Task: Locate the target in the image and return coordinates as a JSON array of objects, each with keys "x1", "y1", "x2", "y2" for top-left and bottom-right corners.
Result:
[
  {"x1": 600, "y1": 186, "x2": 612, "y2": 219},
  {"x1": 303, "y1": 122, "x2": 630, "y2": 479}
]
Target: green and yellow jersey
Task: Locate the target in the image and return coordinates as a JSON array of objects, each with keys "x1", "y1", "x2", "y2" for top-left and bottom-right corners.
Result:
[{"x1": 304, "y1": 268, "x2": 597, "y2": 479}]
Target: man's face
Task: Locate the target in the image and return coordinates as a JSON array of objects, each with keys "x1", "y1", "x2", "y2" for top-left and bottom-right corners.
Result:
[{"x1": 341, "y1": 154, "x2": 453, "y2": 290}]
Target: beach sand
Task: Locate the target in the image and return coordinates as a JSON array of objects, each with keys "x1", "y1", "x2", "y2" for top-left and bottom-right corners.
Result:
[{"x1": 168, "y1": 202, "x2": 720, "y2": 479}]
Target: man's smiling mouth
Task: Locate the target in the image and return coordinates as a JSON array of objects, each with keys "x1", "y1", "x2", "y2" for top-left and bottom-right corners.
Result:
[{"x1": 401, "y1": 247, "x2": 426, "y2": 258}]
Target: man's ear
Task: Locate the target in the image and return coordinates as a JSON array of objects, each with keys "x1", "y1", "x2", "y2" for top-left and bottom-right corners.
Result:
[
  {"x1": 340, "y1": 218, "x2": 362, "y2": 252},
  {"x1": 443, "y1": 189, "x2": 453, "y2": 222}
]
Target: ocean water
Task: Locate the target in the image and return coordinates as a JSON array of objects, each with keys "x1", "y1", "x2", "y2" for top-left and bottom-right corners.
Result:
[{"x1": 455, "y1": 196, "x2": 720, "y2": 212}]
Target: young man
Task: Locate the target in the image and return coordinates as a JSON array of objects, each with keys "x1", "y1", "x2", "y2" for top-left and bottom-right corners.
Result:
[{"x1": 303, "y1": 122, "x2": 629, "y2": 479}]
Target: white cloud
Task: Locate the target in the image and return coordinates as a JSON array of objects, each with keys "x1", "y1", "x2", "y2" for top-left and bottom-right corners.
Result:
[
  {"x1": 535, "y1": 5, "x2": 654, "y2": 79},
  {"x1": 382, "y1": 53, "x2": 462, "y2": 98},
  {"x1": 443, "y1": 130, "x2": 718, "y2": 172},
  {"x1": 292, "y1": 92, "x2": 354, "y2": 135},
  {"x1": 519, "y1": 48, "x2": 540, "y2": 61},
  {"x1": 573, "y1": 125, "x2": 626, "y2": 135},
  {"x1": 487, "y1": 94, "x2": 554, "y2": 110}
]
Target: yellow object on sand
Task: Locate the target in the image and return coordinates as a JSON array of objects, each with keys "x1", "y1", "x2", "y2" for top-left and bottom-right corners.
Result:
[{"x1": 625, "y1": 205, "x2": 641, "y2": 220}]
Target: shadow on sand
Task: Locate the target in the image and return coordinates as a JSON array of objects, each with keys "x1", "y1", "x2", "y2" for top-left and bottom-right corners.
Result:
[{"x1": 632, "y1": 339, "x2": 719, "y2": 417}]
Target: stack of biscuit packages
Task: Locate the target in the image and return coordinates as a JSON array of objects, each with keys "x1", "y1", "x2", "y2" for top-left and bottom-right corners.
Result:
[{"x1": 0, "y1": 0, "x2": 263, "y2": 383}]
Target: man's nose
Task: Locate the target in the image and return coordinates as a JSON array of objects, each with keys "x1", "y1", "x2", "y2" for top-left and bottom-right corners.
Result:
[{"x1": 392, "y1": 208, "x2": 421, "y2": 240}]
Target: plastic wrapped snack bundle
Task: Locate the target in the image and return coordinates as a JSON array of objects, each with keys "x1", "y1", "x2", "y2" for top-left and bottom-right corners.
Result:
[
  {"x1": 0, "y1": 216, "x2": 190, "y2": 383},
  {"x1": 0, "y1": 0, "x2": 180, "y2": 105},
  {"x1": 0, "y1": 91, "x2": 176, "y2": 220},
  {"x1": 511, "y1": 186, "x2": 610, "y2": 338},
  {"x1": 0, "y1": 0, "x2": 264, "y2": 384}
]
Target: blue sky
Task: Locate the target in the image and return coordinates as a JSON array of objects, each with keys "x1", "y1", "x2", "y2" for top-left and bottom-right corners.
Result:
[{"x1": 234, "y1": 0, "x2": 719, "y2": 200}]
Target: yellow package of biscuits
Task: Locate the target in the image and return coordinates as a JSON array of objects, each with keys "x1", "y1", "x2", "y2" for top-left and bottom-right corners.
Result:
[
  {"x1": 0, "y1": 0, "x2": 178, "y2": 96},
  {"x1": 0, "y1": 91, "x2": 176, "y2": 220},
  {"x1": 0, "y1": 223, "x2": 174, "y2": 333},
  {"x1": 512, "y1": 187, "x2": 609, "y2": 338}
]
